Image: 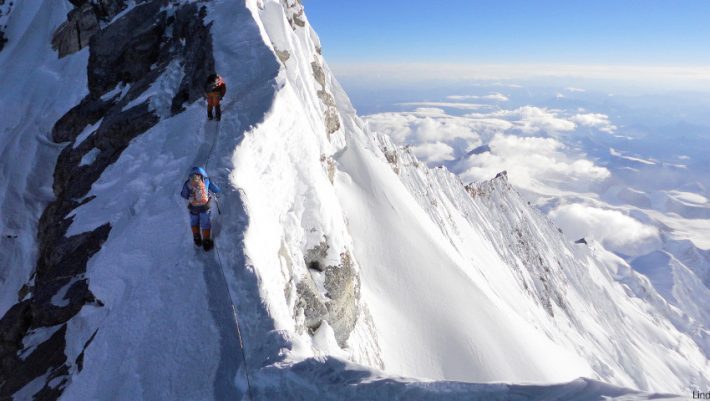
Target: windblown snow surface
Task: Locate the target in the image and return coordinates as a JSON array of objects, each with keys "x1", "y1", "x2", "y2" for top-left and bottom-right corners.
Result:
[{"x1": 0, "y1": 1, "x2": 706, "y2": 400}]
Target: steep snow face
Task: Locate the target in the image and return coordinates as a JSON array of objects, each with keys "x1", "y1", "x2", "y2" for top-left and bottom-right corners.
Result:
[
  {"x1": 0, "y1": 0, "x2": 706, "y2": 400},
  {"x1": 242, "y1": 0, "x2": 708, "y2": 394},
  {"x1": 230, "y1": 0, "x2": 383, "y2": 366},
  {"x1": 339, "y1": 129, "x2": 709, "y2": 391}
]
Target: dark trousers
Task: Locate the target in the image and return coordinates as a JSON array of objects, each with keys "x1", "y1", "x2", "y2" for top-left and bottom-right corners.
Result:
[
  {"x1": 207, "y1": 104, "x2": 221, "y2": 120},
  {"x1": 207, "y1": 94, "x2": 222, "y2": 120}
]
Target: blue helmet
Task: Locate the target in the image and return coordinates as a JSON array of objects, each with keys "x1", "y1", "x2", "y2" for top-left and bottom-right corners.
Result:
[{"x1": 191, "y1": 166, "x2": 208, "y2": 177}]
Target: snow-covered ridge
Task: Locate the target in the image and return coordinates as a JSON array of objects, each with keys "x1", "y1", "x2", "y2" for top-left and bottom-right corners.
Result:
[
  {"x1": 1, "y1": 0, "x2": 219, "y2": 398},
  {"x1": 213, "y1": 3, "x2": 708, "y2": 385},
  {"x1": 361, "y1": 129, "x2": 708, "y2": 391},
  {"x1": 0, "y1": 0, "x2": 706, "y2": 399}
]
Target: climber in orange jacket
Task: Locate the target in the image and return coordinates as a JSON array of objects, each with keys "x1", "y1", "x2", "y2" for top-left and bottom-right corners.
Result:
[{"x1": 205, "y1": 73, "x2": 226, "y2": 121}]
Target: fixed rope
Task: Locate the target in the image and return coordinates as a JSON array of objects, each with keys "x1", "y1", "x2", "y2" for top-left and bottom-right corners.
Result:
[
  {"x1": 203, "y1": 119, "x2": 256, "y2": 401},
  {"x1": 214, "y1": 242, "x2": 256, "y2": 401}
]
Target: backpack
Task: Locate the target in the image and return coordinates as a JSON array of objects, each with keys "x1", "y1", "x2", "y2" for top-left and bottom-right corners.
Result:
[
  {"x1": 189, "y1": 175, "x2": 209, "y2": 206},
  {"x1": 206, "y1": 75, "x2": 224, "y2": 94}
]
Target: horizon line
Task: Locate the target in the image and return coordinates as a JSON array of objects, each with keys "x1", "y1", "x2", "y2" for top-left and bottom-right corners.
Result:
[{"x1": 328, "y1": 62, "x2": 710, "y2": 89}]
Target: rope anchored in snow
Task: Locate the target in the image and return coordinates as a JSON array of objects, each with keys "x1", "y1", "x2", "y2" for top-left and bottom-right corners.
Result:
[
  {"x1": 204, "y1": 121, "x2": 220, "y2": 166},
  {"x1": 214, "y1": 244, "x2": 256, "y2": 401},
  {"x1": 203, "y1": 120, "x2": 256, "y2": 401}
]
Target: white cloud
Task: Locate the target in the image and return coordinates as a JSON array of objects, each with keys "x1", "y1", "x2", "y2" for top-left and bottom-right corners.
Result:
[
  {"x1": 410, "y1": 142, "x2": 456, "y2": 164},
  {"x1": 458, "y1": 134, "x2": 610, "y2": 191},
  {"x1": 485, "y1": 93, "x2": 510, "y2": 102},
  {"x1": 549, "y1": 204, "x2": 661, "y2": 256},
  {"x1": 469, "y1": 106, "x2": 576, "y2": 134},
  {"x1": 332, "y1": 63, "x2": 710, "y2": 91},
  {"x1": 515, "y1": 106, "x2": 576, "y2": 134},
  {"x1": 447, "y1": 92, "x2": 509, "y2": 102},
  {"x1": 565, "y1": 87, "x2": 586, "y2": 92},
  {"x1": 365, "y1": 112, "x2": 488, "y2": 158},
  {"x1": 397, "y1": 102, "x2": 486, "y2": 110},
  {"x1": 365, "y1": 105, "x2": 611, "y2": 192},
  {"x1": 412, "y1": 107, "x2": 447, "y2": 116},
  {"x1": 365, "y1": 112, "x2": 419, "y2": 143},
  {"x1": 571, "y1": 113, "x2": 617, "y2": 133}
]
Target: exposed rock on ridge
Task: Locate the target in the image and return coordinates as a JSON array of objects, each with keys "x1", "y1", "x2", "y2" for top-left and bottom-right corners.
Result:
[
  {"x1": 52, "y1": 0, "x2": 126, "y2": 58},
  {"x1": 0, "y1": 0, "x2": 12, "y2": 53},
  {"x1": 296, "y1": 248, "x2": 361, "y2": 347},
  {"x1": 0, "y1": 2, "x2": 215, "y2": 399}
]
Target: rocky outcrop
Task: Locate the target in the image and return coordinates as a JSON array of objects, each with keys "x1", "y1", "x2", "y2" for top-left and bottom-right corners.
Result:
[
  {"x1": 382, "y1": 146, "x2": 400, "y2": 175},
  {"x1": 320, "y1": 154, "x2": 336, "y2": 183},
  {"x1": 0, "y1": 2, "x2": 215, "y2": 399},
  {"x1": 283, "y1": 0, "x2": 305, "y2": 30},
  {"x1": 51, "y1": 0, "x2": 126, "y2": 58},
  {"x1": 311, "y1": 60, "x2": 341, "y2": 138},
  {"x1": 275, "y1": 48, "x2": 290, "y2": 64},
  {"x1": 0, "y1": 0, "x2": 12, "y2": 53},
  {"x1": 296, "y1": 243, "x2": 360, "y2": 347},
  {"x1": 322, "y1": 251, "x2": 359, "y2": 345}
]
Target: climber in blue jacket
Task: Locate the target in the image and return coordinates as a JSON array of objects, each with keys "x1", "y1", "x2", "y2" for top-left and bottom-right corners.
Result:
[{"x1": 181, "y1": 166, "x2": 221, "y2": 251}]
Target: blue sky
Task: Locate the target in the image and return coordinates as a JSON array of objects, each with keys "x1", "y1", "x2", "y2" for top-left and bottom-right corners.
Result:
[{"x1": 302, "y1": 1, "x2": 710, "y2": 66}]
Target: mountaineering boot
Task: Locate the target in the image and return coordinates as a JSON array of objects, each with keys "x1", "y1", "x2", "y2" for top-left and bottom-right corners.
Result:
[
  {"x1": 207, "y1": 108, "x2": 214, "y2": 120},
  {"x1": 215, "y1": 105, "x2": 221, "y2": 121},
  {"x1": 202, "y1": 229, "x2": 214, "y2": 251},
  {"x1": 192, "y1": 226, "x2": 202, "y2": 246}
]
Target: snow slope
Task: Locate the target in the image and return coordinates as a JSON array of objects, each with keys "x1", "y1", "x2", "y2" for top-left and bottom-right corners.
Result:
[
  {"x1": 0, "y1": 0, "x2": 706, "y2": 400},
  {"x1": 229, "y1": 0, "x2": 709, "y2": 394},
  {"x1": 0, "y1": 0, "x2": 88, "y2": 319}
]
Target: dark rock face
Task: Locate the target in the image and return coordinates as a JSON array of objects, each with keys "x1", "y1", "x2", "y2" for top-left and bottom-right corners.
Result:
[
  {"x1": 169, "y1": 4, "x2": 215, "y2": 114},
  {"x1": 0, "y1": 0, "x2": 12, "y2": 53},
  {"x1": 0, "y1": 1, "x2": 215, "y2": 399},
  {"x1": 304, "y1": 238, "x2": 329, "y2": 272},
  {"x1": 52, "y1": 0, "x2": 126, "y2": 58},
  {"x1": 87, "y1": 0, "x2": 166, "y2": 95}
]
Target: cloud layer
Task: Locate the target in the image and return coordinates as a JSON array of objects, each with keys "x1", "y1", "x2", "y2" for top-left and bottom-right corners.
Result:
[
  {"x1": 570, "y1": 113, "x2": 617, "y2": 133},
  {"x1": 549, "y1": 204, "x2": 661, "y2": 256},
  {"x1": 365, "y1": 104, "x2": 613, "y2": 192},
  {"x1": 333, "y1": 63, "x2": 710, "y2": 91},
  {"x1": 457, "y1": 134, "x2": 610, "y2": 191},
  {"x1": 447, "y1": 93, "x2": 509, "y2": 102}
]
